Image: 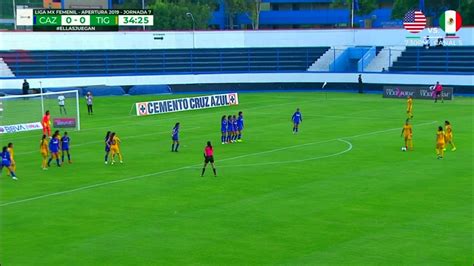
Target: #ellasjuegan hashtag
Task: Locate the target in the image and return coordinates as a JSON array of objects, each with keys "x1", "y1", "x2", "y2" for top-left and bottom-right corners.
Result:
[{"x1": 56, "y1": 26, "x2": 96, "y2": 31}]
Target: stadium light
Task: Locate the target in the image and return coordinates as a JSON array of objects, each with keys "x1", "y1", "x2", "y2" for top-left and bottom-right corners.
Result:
[{"x1": 186, "y1": 12, "x2": 195, "y2": 49}]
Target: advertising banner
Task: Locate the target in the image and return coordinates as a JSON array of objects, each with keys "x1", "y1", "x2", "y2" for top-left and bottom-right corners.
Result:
[
  {"x1": 383, "y1": 86, "x2": 453, "y2": 100},
  {"x1": 0, "y1": 122, "x2": 43, "y2": 134},
  {"x1": 136, "y1": 93, "x2": 239, "y2": 116},
  {"x1": 53, "y1": 118, "x2": 77, "y2": 128}
]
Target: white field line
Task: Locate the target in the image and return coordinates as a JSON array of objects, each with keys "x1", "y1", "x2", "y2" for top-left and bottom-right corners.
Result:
[
  {"x1": 0, "y1": 121, "x2": 436, "y2": 207},
  {"x1": 213, "y1": 139, "x2": 353, "y2": 168}
]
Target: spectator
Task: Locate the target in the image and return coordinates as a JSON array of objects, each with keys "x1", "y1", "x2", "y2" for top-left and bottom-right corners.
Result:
[
  {"x1": 22, "y1": 79, "x2": 29, "y2": 99},
  {"x1": 358, "y1": 74, "x2": 363, "y2": 94},
  {"x1": 85, "y1": 92, "x2": 93, "y2": 115},
  {"x1": 436, "y1": 38, "x2": 444, "y2": 47},
  {"x1": 423, "y1": 35, "x2": 430, "y2": 49}
]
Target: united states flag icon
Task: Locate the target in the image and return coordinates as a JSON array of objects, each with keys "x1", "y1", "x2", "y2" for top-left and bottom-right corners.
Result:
[{"x1": 403, "y1": 10, "x2": 427, "y2": 34}]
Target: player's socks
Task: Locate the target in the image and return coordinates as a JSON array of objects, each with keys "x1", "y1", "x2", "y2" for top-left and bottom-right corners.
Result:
[
  {"x1": 212, "y1": 168, "x2": 216, "y2": 177},
  {"x1": 47, "y1": 158, "x2": 52, "y2": 166},
  {"x1": 61, "y1": 154, "x2": 65, "y2": 163},
  {"x1": 67, "y1": 153, "x2": 71, "y2": 162},
  {"x1": 175, "y1": 144, "x2": 179, "y2": 152},
  {"x1": 56, "y1": 159, "x2": 61, "y2": 166},
  {"x1": 201, "y1": 168, "x2": 206, "y2": 176},
  {"x1": 171, "y1": 144, "x2": 175, "y2": 152},
  {"x1": 238, "y1": 133, "x2": 241, "y2": 140}
]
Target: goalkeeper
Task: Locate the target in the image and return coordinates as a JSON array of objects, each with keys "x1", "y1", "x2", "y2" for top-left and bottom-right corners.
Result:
[{"x1": 42, "y1": 110, "x2": 52, "y2": 137}]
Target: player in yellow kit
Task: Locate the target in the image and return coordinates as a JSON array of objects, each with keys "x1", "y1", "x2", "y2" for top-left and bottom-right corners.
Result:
[
  {"x1": 109, "y1": 132, "x2": 123, "y2": 165},
  {"x1": 7, "y1": 143, "x2": 15, "y2": 175},
  {"x1": 444, "y1": 121, "x2": 456, "y2": 151},
  {"x1": 407, "y1": 96, "x2": 413, "y2": 118},
  {"x1": 40, "y1": 135, "x2": 49, "y2": 170},
  {"x1": 400, "y1": 119, "x2": 413, "y2": 151},
  {"x1": 436, "y1": 126, "x2": 446, "y2": 159}
]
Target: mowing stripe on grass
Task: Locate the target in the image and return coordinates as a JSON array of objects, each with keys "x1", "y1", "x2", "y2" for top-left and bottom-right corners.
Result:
[{"x1": 0, "y1": 121, "x2": 436, "y2": 207}]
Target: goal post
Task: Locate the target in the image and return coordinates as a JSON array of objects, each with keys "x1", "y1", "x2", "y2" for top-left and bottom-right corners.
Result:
[{"x1": 0, "y1": 90, "x2": 81, "y2": 134}]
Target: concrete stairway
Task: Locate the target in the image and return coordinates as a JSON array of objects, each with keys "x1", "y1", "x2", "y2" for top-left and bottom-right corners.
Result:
[
  {"x1": 307, "y1": 47, "x2": 346, "y2": 72},
  {"x1": 364, "y1": 46, "x2": 405, "y2": 72},
  {"x1": 0, "y1": 58, "x2": 14, "y2": 77}
]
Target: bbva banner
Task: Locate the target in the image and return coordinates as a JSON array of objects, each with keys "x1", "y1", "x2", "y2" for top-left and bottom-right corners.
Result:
[
  {"x1": 0, "y1": 122, "x2": 42, "y2": 134},
  {"x1": 136, "y1": 93, "x2": 239, "y2": 116}
]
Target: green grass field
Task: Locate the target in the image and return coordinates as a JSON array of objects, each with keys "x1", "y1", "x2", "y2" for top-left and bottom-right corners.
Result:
[{"x1": 0, "y1": 92, "x2": 472, "y2": 265}]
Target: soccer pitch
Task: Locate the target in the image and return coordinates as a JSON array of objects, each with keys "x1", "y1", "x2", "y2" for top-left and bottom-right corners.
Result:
[{"x1": 0, "y1": 92, "x2": 472, "y2": 265}]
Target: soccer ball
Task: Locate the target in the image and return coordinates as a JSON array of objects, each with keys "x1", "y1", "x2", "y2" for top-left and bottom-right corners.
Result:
[{"x1": 401, "y1": 147, "x2": 407, "y2": 151}]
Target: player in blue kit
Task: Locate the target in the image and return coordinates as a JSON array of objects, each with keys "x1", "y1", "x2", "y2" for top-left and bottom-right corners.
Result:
[
  {"x1": 226, "y1": 115, "x2": 233, "y2": 143},
  {"x1": 171, "y1": 122, "x2": 180, "y2": 152},
  {"x1": 104, "y1": 131, "x2": 111, "y2": 164},
  {"x1": 47, "y1": 132, "x2": 61, "y2": 167},
  {"x1": 232, "y1": 115, "x2": 238, "y2": 142},
  {"x1": 1, "y1": 146, "x2": 17, "y2": 180},
  {"x1": 236, "y1": 111, "x2": 244, "y2": 142},
  {"x1": 292, "y1": 108, "x2": 303, "y2": 134},
  {"x1": 221, "y1": 115, "x2": 227, "y2": 144},
  {"x1": 61, "y1": 132, "x2": 72, "y2": 164}
]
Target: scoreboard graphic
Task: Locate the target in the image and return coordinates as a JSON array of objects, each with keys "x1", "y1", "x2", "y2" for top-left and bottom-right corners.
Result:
[{"x1": 16, "y1": 9, "x2": 154, "y2": 31}]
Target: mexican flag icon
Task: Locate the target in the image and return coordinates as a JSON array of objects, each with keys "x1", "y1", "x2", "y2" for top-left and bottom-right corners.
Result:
[{"x1": 439, "y1": 10, "x2": 462, "y2": 34}]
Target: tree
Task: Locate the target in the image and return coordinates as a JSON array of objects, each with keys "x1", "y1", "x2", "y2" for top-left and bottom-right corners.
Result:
[
  {"x1": 150, "y1": 0, "x2": 215, "y2": 30},
  {"x1": 224, "y1": 0, "x2": 262, "y2": 29},
  {"x1": 391, "y1": 0, "x2": 468, "y2": 21},
  {"x1": 331, "y1": 0, "x2": 378, "y2": 15},
  {"x1": 391, "y1": 0, "x2": 418, "y2": 19},
  {"x1": 459, "y1": 0, "x2": 473, "y2": 25}
]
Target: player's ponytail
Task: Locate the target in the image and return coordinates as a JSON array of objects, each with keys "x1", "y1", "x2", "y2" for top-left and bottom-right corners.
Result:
[{"x1": 207, "y1": 141, "x2": 212, "y2": 149}]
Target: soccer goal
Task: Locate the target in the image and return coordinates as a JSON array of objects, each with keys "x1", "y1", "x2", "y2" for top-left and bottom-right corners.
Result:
[{"x1": 0, "y1": 90, "x2": 81, "y2": 133}]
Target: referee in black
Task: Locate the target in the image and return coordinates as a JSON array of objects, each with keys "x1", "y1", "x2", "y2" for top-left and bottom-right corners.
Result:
[{"x1": 358, "y1": 74, "x2": 363, "y2": 94}]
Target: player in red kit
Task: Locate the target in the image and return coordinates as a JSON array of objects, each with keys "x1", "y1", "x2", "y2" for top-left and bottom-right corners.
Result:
[
  {"x1": 42, "y1": 110, "x2": 52, "y2": 137},
  {"x1": 434, "y1": 81, "x2": 443, "y2": 103}
]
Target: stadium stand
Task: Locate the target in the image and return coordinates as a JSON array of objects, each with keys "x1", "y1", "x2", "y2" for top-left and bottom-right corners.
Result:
[
  {"x1": 0, "y1": 47, "x2": 330, "y2": 77},
  {"x1": 129, "y1": 85, "x2": 172, "y2": 95},
  {"x1": 390, "y1": 46, "x2": 474, "y2": 73}
]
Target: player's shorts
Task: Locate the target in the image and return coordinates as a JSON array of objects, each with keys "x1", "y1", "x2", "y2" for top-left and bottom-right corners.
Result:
[
  {"x1": 293, "y1": 121, "x2": 300, "y2": 125},
  {"x1": 237, "y1": 125, "x2": 243, "y2": 131},
  {"x1": 105, "y1": 145, "x2": 111, "y2": 152},
  {"x1": 1, "y1": 160, "x2": 10, "y2": 167},
  {"x1": 435, "y1": 91, "x2": 442, "y2": 96},
  {"x1": 111, "y1": 147, "x2": 120, "y2": 153},
  {"x1": 436, "y1": 142, "x2": 445, "y2": 149},
  {"x1": 62, "y1": 147, "x2": 69, "y2": 151},
  {"x1": 172, "y1": 136, "x2": 179, "y2": 141},
  {"x1": 205, "y1": 156, "x2": 214, "y2": 163},
  {"x1": 41, "y1": 150, "x2": 48, "y2": 156},
  {"x1": 404, "y1": 134, "x2": 412, "y2": 140},
  {"x1": 445, "y1": 134, "x2": 452, "y2": 141},
  {"x1": 50, "y1": 149, "x2": 59, "y2": 154}
]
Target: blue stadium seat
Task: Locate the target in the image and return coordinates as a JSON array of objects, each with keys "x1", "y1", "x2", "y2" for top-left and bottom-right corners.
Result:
[
  {"x1": 390, "y1": 46, "x2": 474, "y2": 73},
  {"x1": 1, "y1": 47, "x2": 330, "y2": 77}
]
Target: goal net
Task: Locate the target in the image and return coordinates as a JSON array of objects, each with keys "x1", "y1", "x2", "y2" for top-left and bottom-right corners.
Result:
[{"x1": 0, "y1": 90, "x2": 81, "y2": 134}]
